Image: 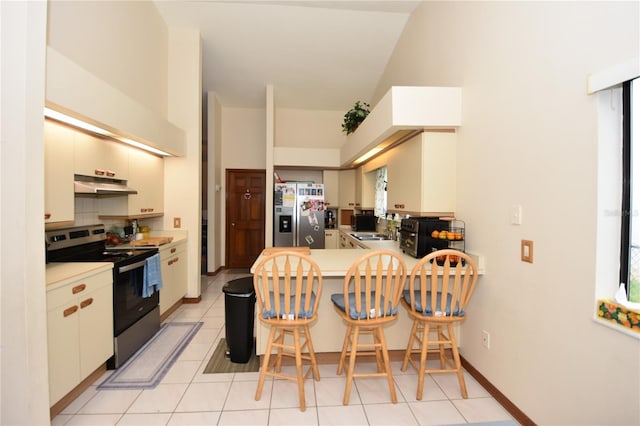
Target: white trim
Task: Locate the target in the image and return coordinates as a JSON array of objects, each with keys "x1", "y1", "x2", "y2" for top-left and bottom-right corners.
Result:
[
  {"x1": 587, "y1": 56, "x2": 640, "y2": 94},
  {"x1": 593, "y1": 316, "x2": 640, "y2": 340}
]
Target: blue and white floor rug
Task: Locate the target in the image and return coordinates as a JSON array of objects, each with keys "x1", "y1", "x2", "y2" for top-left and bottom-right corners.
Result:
[{"x1": 98, "y1": 321, "x2": 203, "y2": 390}]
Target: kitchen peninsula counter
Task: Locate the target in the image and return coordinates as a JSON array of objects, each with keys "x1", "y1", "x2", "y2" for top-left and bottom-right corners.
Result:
[{"x1": 250, "y1": 236, "x2": 484, "y2": 355}]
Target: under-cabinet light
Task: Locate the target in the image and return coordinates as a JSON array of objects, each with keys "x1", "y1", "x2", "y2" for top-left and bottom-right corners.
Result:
[
  {"x1": 44, "y1": 108, "x2": 108, "y2": 136},
  {"x1": 44, "y1": 107, "x2": 172, "y2": 157},
  {"x1": 352, "y1": 147, "x2": 383, "y2": 165}
]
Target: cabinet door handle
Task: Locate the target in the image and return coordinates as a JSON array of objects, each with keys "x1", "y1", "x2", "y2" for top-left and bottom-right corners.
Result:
[
  {"x1": 170, "y1": 248, "x2": 176, "y2": 254},
  {"x1": 80, "y1": 298, "x2": 94, "y2": 309},
  {"x1": 63, "y1": 305, "x2": 78, "y2": 317},
  {"x1": 44, "y1": 212, "x2": 51, "y2": 220},
  {"x1": 94, "y1": 169, "x2": 105, "y2": 176},
  {"x1": 106, "y1": 171, "x2": 115, "y2": 177},
  {"x1": 72, "y1": 284, "x2": 86, "y2": 294}
]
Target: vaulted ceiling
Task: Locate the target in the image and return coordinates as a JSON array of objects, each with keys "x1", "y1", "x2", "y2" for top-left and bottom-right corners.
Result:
[{"x1": 153, "y1": 1, "x2": 420, "y2": 111}]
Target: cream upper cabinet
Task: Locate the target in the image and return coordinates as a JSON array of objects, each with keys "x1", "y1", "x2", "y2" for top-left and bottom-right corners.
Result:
[
  {"x1": 338, "y1": 169, "x2": 357, "y2": 208},
  {"x1": 386, "y1": 131, "x2": 456, "y2": 215},
  {"x1": 127, "y1": 149, "x2": 164, "y2": 216},
  {"x1": 322, "y1": 170, "x2": 339, "y2": 208},
  {"x1": 44, "y1": 120, "x2": 75, "y2": 224},
  {"x1": 74, "y1": 132, "x2": 129, "y2": 180}
]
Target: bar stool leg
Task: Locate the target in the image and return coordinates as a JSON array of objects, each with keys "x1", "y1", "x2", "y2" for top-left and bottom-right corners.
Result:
[{"x1": 343, "y1": 325, "x2": 360, "y2": 405}]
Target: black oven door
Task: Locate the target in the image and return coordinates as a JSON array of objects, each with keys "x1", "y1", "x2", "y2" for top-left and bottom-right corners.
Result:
[{"x1": 113, "y1": 254, "x2": 160, "y2": 336}]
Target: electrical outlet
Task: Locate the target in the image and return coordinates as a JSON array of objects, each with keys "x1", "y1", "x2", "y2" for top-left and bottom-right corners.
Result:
[
  {"x1": 482, "y1": 330, "x2": 490, "y2": 349},
  {"x1": 173, "y1": 217, "x2": 181, "y2": 228},
  {"x1": 521, "y1": 240, "x2": 533, "y2": 263}
]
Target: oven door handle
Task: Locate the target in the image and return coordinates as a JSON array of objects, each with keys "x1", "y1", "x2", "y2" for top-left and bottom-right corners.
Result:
[{"x1": 118, "y1": 259, "x2": 146, "y2": 274}]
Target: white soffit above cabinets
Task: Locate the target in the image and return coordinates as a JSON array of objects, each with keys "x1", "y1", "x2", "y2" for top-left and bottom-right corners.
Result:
[
  {"x1": 340, "y1": 86, "x2": 462, "y2": 168},
  {"x1": 45, "y1": 47, "x2": 186, "y2": 157}
]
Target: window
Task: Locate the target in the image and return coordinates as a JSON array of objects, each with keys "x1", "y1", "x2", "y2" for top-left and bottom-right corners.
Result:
[
  {"x1": 374, "y1": 166, "x2": 387, "y2": 218},
  {"x1": 620, "y1": 77, "x2": 640, "y2": 302}
]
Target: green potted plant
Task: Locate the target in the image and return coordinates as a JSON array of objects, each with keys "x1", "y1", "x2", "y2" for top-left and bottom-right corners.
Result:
[{"x1": 342, "y1": 101, "x2": 371, "y2": 135}]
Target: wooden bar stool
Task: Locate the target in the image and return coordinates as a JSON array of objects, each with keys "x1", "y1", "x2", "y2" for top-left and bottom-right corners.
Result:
[
  {"x1": 252, "y1": 251, "x2": 323, "y2": 411},
  {"x1": 401, "y1": 249, "x2": 478, "y2": 400},
  {"x1": 330, "y1": 250, "x2": 407, "y2": 405}
]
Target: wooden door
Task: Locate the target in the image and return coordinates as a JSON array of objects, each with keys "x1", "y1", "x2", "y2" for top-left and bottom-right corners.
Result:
[{"x1": 226, "y1": 169, "x2": 266, "y2": 268}]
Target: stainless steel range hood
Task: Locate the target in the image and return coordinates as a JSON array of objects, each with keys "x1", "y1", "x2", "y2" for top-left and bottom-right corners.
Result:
[{"x1": 74, "y1": 174, "x2": 138, "y2": 195}]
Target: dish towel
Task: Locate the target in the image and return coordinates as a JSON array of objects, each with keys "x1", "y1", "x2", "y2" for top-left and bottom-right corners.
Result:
[{"x1": 143, "y1": 253, "x2": 163, "y2": 298}]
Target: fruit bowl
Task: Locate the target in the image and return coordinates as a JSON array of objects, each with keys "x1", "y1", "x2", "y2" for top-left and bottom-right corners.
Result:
[
  {"x1": 431, "y1": 253, "x2": 466, "y2": 267},
  {"x1": 430, "y1": 228, "x2": 464, "y2": 241}
]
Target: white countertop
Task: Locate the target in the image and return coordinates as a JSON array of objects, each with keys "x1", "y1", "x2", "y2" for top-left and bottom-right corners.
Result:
[
  {"x1": 252, "y1": 229, "x2": 484, "y2": 277},
  {"x1": 46, "y1": 262, "x2": 113, "y2": 288},
  {"x1": 46, "y1": 231, "x2": 188, "y2": 289},
  {"x1": 106, "y1": 232, "x2": 187, "y2": 250}
]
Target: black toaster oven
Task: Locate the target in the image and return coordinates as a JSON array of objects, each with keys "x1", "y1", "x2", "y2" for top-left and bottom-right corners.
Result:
[
  {"x1": 351, "y1": 214, "x2": 377, "y2": 231},
  {"x1": 399, "y1": 217, "x2": 449, "y2": 258}
]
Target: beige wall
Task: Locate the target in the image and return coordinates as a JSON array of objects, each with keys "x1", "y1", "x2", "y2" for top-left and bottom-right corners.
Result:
[
  {"x1": 221, "y1": 107, "x2": 267, "y2": 170},
  {"x1": 47, "y1": 0, "x2": 168, "y2": 116},
  {"x1": 275, "y1": 108, "x2": 345, "y2": 149},
  {"x1": 376, "y1": 2, "x2": 639, "y2": 424},
  {"x1": 164, "y1": 26, "x2": 202, "y2": 298},
  {"x1": 1, "y1": 1, "x2": 51, "y2": 424}
]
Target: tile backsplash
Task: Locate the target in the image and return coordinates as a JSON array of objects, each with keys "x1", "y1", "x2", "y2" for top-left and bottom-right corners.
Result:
[{"x1": 74, "y1": 196, "x2": 164, "y2": 234}]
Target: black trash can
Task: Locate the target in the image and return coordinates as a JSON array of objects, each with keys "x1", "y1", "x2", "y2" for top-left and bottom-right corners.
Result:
[{"x1": 222, "y1": 276, "x2": 256, "y2": 363}]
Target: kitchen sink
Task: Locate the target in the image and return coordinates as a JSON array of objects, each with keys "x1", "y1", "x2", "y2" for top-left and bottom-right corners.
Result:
[{"x1": 350, "y1": 233, "x2": 391, "y2": 241}]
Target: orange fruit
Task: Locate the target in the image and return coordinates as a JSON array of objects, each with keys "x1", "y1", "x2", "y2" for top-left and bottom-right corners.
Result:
[{"x1": 431, "y1": 230, "x2": 439, "y2": 238}]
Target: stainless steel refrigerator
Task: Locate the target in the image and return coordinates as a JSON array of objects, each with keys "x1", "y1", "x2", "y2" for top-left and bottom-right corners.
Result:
[{"x1": 274, "y1": 183, "x2": 325, "y2": 248}]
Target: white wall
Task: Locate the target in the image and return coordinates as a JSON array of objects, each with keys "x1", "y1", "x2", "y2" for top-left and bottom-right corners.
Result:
[
  {"x1": 376, "y1": 2, "x2": 639, "y2": 424},
  {"x1": 1, "y1": 1, "x2": 51, "y2": 423}
]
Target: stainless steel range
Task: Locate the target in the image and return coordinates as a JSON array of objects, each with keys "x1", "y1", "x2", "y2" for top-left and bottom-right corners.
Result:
[{"x1": 46, "y1": 224, "x2": 160, "y2": 369}]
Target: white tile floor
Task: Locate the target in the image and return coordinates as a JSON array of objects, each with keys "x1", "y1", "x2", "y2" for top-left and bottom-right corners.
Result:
[{"x1": 52, "y1": 270, "x2": 519, "y2": 426}]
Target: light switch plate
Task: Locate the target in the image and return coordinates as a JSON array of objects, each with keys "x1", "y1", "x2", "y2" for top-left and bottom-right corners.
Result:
[
  {"x1": 173, "y1": 217, "x2": 181, "y2": 228},
  {"x1": 511, "y1": 204, "x2": 522, "y2": 225}
]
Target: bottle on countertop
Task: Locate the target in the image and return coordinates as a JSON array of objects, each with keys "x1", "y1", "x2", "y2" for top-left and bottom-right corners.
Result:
[{"x1": 130, "y1": 219, "x2": 138, "y2": 236}]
